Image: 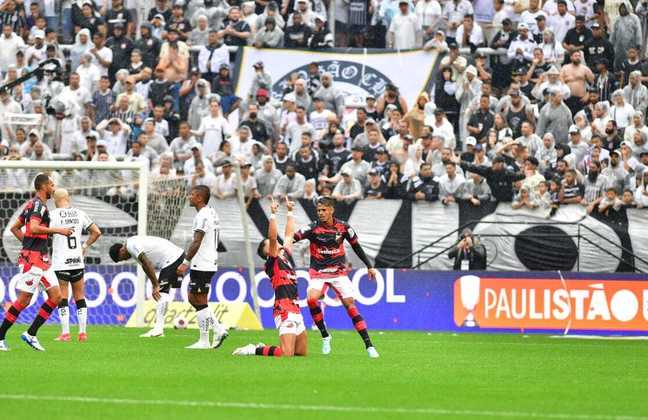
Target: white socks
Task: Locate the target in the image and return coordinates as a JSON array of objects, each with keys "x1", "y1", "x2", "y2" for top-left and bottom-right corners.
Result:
[
  {"x1": 195, "y1": 307, "x2": 213, "y2": 344},
  {"x1": 77, "y1": 307, "x2": 87, "y2": 334},
  {"x1": 59, "y1": 306, "x2": 70, "y2": 335},
  {"x1": 155, "y1": 292, "x2": 171, "y2": 331}
]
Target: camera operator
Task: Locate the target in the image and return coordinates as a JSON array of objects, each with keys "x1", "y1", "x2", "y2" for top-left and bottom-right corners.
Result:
[{"x1": 448, "y1": 228, "x2": 487, "y2": 270}]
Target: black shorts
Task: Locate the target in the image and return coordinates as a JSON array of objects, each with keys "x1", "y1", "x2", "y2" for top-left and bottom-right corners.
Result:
[
  {"x1": 189, "y1": 270, "x2": 216, "y2": 294},
  {"x1": 159, "y1": 254, "x2": 185, "y2": 290},
  {"x1": 55, "y1": 268, "x2": 84, "y2": 283}
]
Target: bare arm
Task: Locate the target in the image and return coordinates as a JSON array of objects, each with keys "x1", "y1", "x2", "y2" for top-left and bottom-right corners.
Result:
[
  {"x1": 268, "y1": 199, "x2": 279, "y2": 258},
  {"x1": 283, "y1": 200, "x2": 295, "y2": 253},
  {"x1": 186, "y1": 230, "x2": 205, "y2": 260},
  {"x1": 10, "y1": 219, "x2": 24, "y2": 242},
  {"x1": 83, "y1": 224, "x2": 102, "y2": 254},
  {"x1": 30, "y1": 219, "x2": 72, "y2": 236},
  {"x1": 138, "y1": 253, "x2": 161, "y2": 301}
]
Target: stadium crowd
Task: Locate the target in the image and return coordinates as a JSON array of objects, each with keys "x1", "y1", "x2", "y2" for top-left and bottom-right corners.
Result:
[{"x1": 0, "y1": 0, "x2": 648, "y2": 218}]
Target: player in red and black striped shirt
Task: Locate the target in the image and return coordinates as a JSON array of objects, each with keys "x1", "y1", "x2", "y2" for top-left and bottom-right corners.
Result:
[
  {"x1": 0, "y1": 174, "x2": 73, "y2": 352},
  {"x1": 232, "y1": 198, "x2": 307, "y2": 357},
  {"x1": 294, "y1": 196, "x2": 379, "y2": 358}
]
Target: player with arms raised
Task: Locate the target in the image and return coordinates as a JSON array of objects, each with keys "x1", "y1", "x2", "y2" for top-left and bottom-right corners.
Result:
[
  {"x1": 294, "y1": 196, "x2": 379, "y2": 358},
  {"x1": 0, "y1": 174, "x2": 74, "y2": 351},
  {"x1": 176, "y1": 185, "x2": 229, "y2": 350},
  {"x1": 233, "y1": 198, "x2": 307, "y2": 357},
  {"x1": 109, "y1": 235, "x2": 186, "y2": 337},
  {"x1": 50, "y1": 189, "x2": 102, "y2": 342}
]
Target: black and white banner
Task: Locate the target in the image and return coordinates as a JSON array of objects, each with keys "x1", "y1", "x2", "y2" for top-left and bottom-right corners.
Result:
[
  {"x1": 234, "y1": 47, "x2": 439, "y2": 105},
  {"x1": 2, "y1": 193, "x2": 646, "y2": 272},
  {"x1": 168, "y1": 199, "x2": 647, "y2": 273}
]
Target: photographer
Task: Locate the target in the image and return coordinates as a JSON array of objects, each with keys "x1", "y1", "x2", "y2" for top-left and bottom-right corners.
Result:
[{"x1": 448, "y1": 228, "x2": 487, "y2": 271}]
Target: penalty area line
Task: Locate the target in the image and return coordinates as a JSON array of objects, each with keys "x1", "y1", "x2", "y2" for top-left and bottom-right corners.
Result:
[{"x1": 0, "y1": 394, "x2": 645, "y2": 419}]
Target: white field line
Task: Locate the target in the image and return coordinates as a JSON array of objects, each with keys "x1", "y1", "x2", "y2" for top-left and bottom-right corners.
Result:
[{"x1": 0, "y1": 394, "x2": 645, "y2": 419}]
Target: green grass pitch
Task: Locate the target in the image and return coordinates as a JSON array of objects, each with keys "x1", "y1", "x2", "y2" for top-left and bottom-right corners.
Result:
[{"x1": 1, "y1": 326, "x2": 646, "y2": 420}]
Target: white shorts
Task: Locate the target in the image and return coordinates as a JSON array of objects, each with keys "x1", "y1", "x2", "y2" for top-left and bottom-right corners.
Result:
[
  {"x1": 274, "y1": 312, "x2": 306, "y2": 336},
  {"x1": 308, "y1": 275, "x2": 355, "y2": 299},
  {"x1": 17, "y1": 265, "x2": 59, "y2": 294}
]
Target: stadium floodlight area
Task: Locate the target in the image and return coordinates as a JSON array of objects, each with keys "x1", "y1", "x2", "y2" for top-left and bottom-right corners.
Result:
[{"x1": 0, "y1": 160, "x2": 190, "y2": 327}]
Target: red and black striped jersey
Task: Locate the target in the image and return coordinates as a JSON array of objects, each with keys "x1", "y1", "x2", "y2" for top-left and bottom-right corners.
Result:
[
  {"x1": 18, "y1": 197, "x2": 50, "y2": 255},
  {"x1": 293, "y1": 219, "x2": 359, "y2": 279},
  {"x1": 265, "y1": 248, "x2": 300, "y2": 320}
]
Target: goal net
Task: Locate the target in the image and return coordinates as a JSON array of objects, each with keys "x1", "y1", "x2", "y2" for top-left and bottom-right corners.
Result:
[{"x1": 0, "y1": 160, "x2": 189, "y2": 328}]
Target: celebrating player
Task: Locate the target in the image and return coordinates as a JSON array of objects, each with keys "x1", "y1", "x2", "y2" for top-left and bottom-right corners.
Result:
[
  {"x1": 176, "y1": 185, "x2": 229, "y2": 350},
  {"x1": 51, "y1": 189, "x2": 102, "y2": 342},
  {"x1": 0, "y1": 174, "x2": 74, "y2": 352},
  {"x1": 233, "y1": 198, "x2": 307, "y2": 357},
  {"x1": 294, "y1": 196, "x2": 379, "y2": 358},
  {"x1": 109, "y1": 235, "x2": 185, "y2": 337}
]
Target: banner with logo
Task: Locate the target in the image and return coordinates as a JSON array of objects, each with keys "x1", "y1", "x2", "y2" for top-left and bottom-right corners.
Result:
[
  {"x1": 1, "y1": 266, "x2": 647, "y2": 335},
  {"x1": 233, "y1": 47, "x2": 439, "y2": 106}
]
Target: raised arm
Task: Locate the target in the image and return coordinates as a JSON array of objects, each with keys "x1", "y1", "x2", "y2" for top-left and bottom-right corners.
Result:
[
  {"x1": 283, "y1": 199, "x2": 295, "y2": 253},
  {"x1": 267, "y1": 198, "x2": 280, "y2": 258}
]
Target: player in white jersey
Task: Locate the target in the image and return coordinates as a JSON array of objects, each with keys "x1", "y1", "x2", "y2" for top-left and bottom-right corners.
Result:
[
  {"x1": 177, "y1": 185, "x2": 229, "y2": 350},
  {"x1": 50, "y1": 189, "x2": 102, "y2": 342},
  {"x1": 109, "y1": 235, "x2": 186, "y2": 338}
]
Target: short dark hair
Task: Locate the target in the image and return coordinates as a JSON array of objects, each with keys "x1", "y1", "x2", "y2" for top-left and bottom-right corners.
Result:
[
  {"x1": 34, "y1": 173, "x2": 50, "y2": 191},
  {"x1": 192, "y1": 185, "x2": 211, "y2": 204},
  {"x1": 317, "y1": 196, "x2": 336, "y2": 208},
  {"x1": 257, "y1": 239, "x2": 268, "y2": 259},
  {"x1": 109, "y1": 243, "x2": 123, "y2": 262}
]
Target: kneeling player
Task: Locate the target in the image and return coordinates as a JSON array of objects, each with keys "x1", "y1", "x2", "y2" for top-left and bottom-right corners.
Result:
[
  {"x1": 109, "y1": 235, "x2": 186, "y2": 337},
  {"x1": 50, "y1": 189, "x2": 102, "y2": 342},
  {"x1": 233, "y1": 199, "x2": 307, "y2": 357}
]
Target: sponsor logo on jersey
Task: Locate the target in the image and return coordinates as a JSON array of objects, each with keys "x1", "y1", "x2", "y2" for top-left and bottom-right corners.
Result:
[{"x1": 64, "y1": 257, "x2": 82, "y2": 265}]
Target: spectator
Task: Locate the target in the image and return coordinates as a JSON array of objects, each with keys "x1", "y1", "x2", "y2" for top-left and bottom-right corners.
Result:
[
  {"x1": 464, "y1": 172, "x2": 491, "y2": 205},
  {"x1": 512, "y1": 186, "x2": 539, "y2": 209},
  {"x1": 158, "y1": 28, "x2": 189, "y2": 83},
  {"x1": 135, "y1": 23, "x2": 162, "y2": 70},
  {"x1": 388, "y1": 0, "x2": 422, "y2": 49},
  {"x1": 560, "y1": 168, "x2": 584, "y2": 204},
  {"x1": 313, "y1": 72, "x2": 343, "y2": 118},
  {"x1": 184, "y1": 144, "x2": 213, "y2": 176},
  {"x1": 561, "y1": 50, "x2": 594, "y2": 115},
  {"x1": 467, "y1": 94, "x2": 495, "y2": 142},
  {"x1": 190, "y1": 161, "x2": 218, "y2": 192},
  {"x1": 439, "y1": 162, "x2": 465, "y2": 205},
  {"x1": 237, "y1": 161, "x2": 260, "y2": 207},
  {"x1": 193, "y1": 97, "x2": 232, "y2": 158},
  {"x1": 365, "y1": 168, "x2": 386, "y2": 199},
  {"x1": 284, "y1": 11, "x2": 311, "y2": 48},
  {"x1": 598, "y1": 187, "x2": 623, "y2": 216},
  {"x1": 256, "y1": 156, "x2": 282, "y2": 198},
  {"x1": 308, "y1": 14, "x2": 333, "y2": 49},
  {"x1": 0, "y1": 24, "x2": 24, "y2": 73},
  {"x1": 536, "y1": 90, "x2": 573, "y2": 144},
  {"x1": 623, "y1": 71, "x2": 648, "y2": 117},
  {"x1": 254, "y1": 16, "x2": 284, "y2": 48},
  {"x1": 610, "y1": 3, "x2": 642, "y2": 71},
  {"x1": 405, "y1": 163, "x2": 440, "y2": 202},
  {"x1": 189, "y1": 15, "x2": 210, "y2": 46},
  {"x1": 332, "y1": 168, "x2": 363, "y2": 204},
  {"x1": 584, "y1": 22, "x2": 614, "y2": 69},
  {"x1": 634, "y1": 171, "x2": 648, "y2": 207},
  {"x1": 198, "y1": 31, "x2": 229, "y2": 81},
  {"x1": 274, "y1": 163, "x2": 306, "y2": 200},
  {"x1": 294, "y1": 143, "x2": 320, "y2": 181},
  {"x1": 214, "y1": 159, "x2": 237, "y2": 199},
  {"x1": 461, "y1": 155, "x2": 525, "y2": 202}
]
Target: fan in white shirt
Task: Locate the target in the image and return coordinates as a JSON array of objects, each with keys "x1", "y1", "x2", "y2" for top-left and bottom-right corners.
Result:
[
  {"x1": 193, "y1": 98, "x2": 232, "y2": 158},
  {"x1": 610, "y1": 90, "x2": 635, "y2": 129},
  {"x1": 97, "y1": 117, "x2": 131, "y2": 158},
  {"x1": 176, "y1": 185, "x2": 229, "y2": 350}
]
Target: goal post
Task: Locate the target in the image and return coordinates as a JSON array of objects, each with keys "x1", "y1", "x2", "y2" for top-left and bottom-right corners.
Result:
[
  {"x1": 0, "y1": 159, "x2": 263, "y2": 330},
  {"x1": 0, "y1": 160, "x2": 150, "y2": 327}
]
